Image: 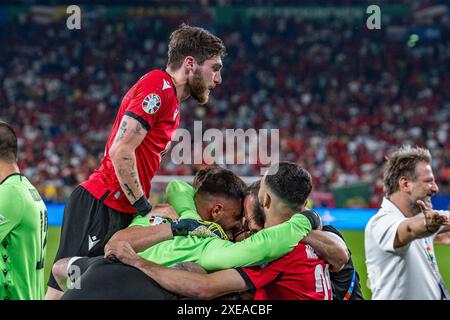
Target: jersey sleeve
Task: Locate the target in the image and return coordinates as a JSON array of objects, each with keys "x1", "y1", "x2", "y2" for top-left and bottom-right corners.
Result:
[
  {"x1": 125, "y1": 74, "x2": 170, "y2": 131},
  {"x1": 369, "y1": 212, "x2": 406, "y2": 253},
  {"x1": 165, "y1": 180, "x2": 201, "y2": 220},
  {"x1": 0, "y1": 185, "x2": 24, "y2": 242},
  {"x1": 197, "y1": 214, "x2": 312, "y2": 271}
]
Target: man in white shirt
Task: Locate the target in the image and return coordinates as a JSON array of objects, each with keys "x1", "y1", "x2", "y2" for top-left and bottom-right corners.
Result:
[{"x1": 365, "y1": 146, "x2": 450, "y2": 300}]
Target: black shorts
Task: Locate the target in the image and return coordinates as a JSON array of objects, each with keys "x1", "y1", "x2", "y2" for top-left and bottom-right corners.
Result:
[
  {"x1": 61, "y1": 257, "x2": 182, "y2": 300},
  {"x1": 47, "y1": 185, "x2": 135, "y2": 291}
]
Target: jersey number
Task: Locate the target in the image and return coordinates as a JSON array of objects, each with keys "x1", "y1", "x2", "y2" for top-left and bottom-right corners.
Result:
[
  {"x1": 36, "y1": 209, "x2": 48, "y2": 270},
  {"x1": 315, "y1": 264, "x2": 332, "y2": 300}
]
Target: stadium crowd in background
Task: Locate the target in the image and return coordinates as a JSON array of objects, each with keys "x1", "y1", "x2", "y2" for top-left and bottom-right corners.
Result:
[{"x1": 1, "y1": 5, "x2": 450, "y2": 206}]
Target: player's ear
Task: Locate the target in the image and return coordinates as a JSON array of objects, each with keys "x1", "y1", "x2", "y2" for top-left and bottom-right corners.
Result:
[
  {"x1": 399, "y1": 176, "x2": 410, "y2": 193},
  {"x1": 183, "y1": 56, "x2": 195, "y2": 72},
  {"x1": 303, "y1": 199, "x2": 309, "y2": 209},
  {"x1": 263, "y1": 193, "x2": 271, "y2": 209},
  {"x1": 211, "y1": 203, "x2": 223, "y2": 219}
]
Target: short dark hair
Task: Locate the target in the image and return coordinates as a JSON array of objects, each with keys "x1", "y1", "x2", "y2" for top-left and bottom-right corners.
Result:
[
  {"x1": 0, "y1": 121, "x2": 18, "y2": 162},
  {"x1": 247, "y1": 180, "x2": 265, "y2": 229},
  {"x1": 167, "y1": 23, "x2": 226, "y2": 70},
  {"x1": 383, "y1": 145, "x2": 432, "y2": 196},
  {"x1": 247, "y1": 180, "x2": 260, "y2": 199},
  {"x1": 192, "y1": 165, "x2": 222, "y2": 189},
  {"x1": 195, "y1": 166, "x2": 246, "y2": 201},
  {"x1": 265, "y1": 162, "x2": 312, "y2": 211}
]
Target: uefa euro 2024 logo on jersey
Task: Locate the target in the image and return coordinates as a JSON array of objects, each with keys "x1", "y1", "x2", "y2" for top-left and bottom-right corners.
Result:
[{"x1": 142, "y1": 93, "x2": 162, "y2": 115}]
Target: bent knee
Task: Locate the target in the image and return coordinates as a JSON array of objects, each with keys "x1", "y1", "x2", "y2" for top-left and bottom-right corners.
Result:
[{"x1": 52, "y1": 258, "x2": 71, "y2": 279}]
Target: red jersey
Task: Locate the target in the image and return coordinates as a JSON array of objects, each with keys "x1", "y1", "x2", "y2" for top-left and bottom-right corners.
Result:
[
  {"x1": 236, "y1": 243, "x2": 332, "y2": 300},
  {"x1": 82, "y1": 70, "x2": 180, "y2": 213}
]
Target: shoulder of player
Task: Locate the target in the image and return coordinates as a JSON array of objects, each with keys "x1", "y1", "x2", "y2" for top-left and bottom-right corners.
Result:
[
  {"x1": 0, "y1": 183, "x2": 27, "y2": 213},
  {"x1": 0, "y1": 180, "x2": 21, "y2": 195},
  {"x1": 137, "y1": 70, "x2": 176, "y2": 98},
  {"x1": 288, "y1": 242, "x2": 323, "y2": 261},
  {"x1": 368, "y1": 207, "x2": 404, "y2": 229},
  {"x1": 270, "y1": 242, "x2": 307, "y2": 262}
]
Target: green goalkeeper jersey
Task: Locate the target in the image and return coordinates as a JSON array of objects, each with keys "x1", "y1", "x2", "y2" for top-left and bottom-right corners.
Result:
[
  {"x1": 0, "y1": 174, "x2": 48, "y2": 300},
  {"x1": 129, "y1": 180, "x2": 311, "y2": 272}
]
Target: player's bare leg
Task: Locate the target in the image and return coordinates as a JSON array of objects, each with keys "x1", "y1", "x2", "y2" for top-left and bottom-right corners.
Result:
[
  {"x1": 45, "y1": 258, "x2": 71, "y2": 300},
  {"x1": 45, "y1": 287, "x2": 64, "y2": 300}
]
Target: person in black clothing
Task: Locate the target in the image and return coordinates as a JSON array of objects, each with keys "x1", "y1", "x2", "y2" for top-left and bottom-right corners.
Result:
[{"x1": 321, "y1": 225, "x2": 364, "y2": 300}]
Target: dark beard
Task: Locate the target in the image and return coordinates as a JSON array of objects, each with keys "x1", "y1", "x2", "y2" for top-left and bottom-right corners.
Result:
[
  {"x1": 252, "y1": 197, "x2": 266, "y2": 229},
  {"x1": 190, "y1": 68, "x2": 208, "y2": 104}
]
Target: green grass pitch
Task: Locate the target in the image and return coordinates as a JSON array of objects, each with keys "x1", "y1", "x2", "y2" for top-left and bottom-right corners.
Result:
[{"x1": 44, "y1": 227, "x2": 450, "y2": 299}]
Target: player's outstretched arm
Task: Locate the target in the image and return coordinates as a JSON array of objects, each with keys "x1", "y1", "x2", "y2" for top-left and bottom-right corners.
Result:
[
  {"x1": 108, "y1": 223, "x2": 173, "y2": 253},
  {"x1": 109, "y1": 215, "x2": 224, "y2": 253},
  {"x1": 109, "y1": 115, "x2": 151, "y2": 215},
  {"x1": 198, "y1": 213, "x2": 312, "y2": 271},
  {"x1": 107, "y1": 240, "x2": 247, "y2": 299},
  {"x1": 394, "y1": 200, "x2": 450, "y2": 249}
]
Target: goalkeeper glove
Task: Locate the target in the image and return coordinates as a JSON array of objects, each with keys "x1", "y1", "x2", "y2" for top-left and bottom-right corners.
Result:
[{"x1": 171, "y1": 219, "x2": 229, "y2": 240}]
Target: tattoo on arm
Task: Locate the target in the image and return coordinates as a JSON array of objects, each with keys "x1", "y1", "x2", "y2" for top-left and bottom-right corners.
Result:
[
  {"x1": 114, "y1": 120, "x2": 128, "y2": 143},
  {"x1": 111, "y1": 116, "x2": 146, "y2": 204},
  {"x1": 135, "y1": 122, "x2": 143, "y2": 135},
  {"x1": 123, "y1": 183, "x2": 137, "y2": 201},
  {"x1": 130, "y1": 171, "x2": 141, "y2": 189},
  {"x1": 134, "y1": 179, "x2": 141, "y2": 190}
]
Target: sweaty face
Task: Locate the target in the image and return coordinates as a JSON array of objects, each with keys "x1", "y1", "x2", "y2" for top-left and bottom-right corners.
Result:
[
  {"x1": 234, "y1": 194, "x2": 265, "y2": 242},
  {"x1": 189, "y1": 56, "x2": 222, "y2": 105},
  {"x1": 244, "y1": 195, "x2": 264, "y2": 233},
  {"x1": 409, "y1": 162, "x2": 439, "y2": 213},
  {"x1": 212, "y1": 197, "x2": 243, "y2": 235}
]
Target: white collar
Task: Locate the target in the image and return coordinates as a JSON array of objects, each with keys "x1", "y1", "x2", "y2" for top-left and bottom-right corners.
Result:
[{"x1": 380, "y1": 197, "x2": 406, "y2": 217}]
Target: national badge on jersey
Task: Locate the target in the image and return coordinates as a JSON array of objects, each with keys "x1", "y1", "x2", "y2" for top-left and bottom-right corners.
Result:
[
  {"x1": 142, "y1": 93, "x2": 161, "y2": 114},
  {"x1": 148, "y1": 215, "x2": 170, "y2": 226}
]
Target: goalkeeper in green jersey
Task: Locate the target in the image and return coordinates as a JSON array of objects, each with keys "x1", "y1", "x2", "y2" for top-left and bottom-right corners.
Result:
[{"x1": 0, "y1": 122, "x2": 48, "y2": 300}]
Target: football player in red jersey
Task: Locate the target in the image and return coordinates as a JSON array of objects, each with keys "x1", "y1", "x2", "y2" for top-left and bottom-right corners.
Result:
[{"x1": 46, "y1": 24, "x2": 226, "y2": 299}]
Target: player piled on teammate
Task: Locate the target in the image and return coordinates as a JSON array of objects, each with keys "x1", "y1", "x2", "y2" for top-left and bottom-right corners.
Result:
[
  {"x1": 103, "y1": 162, "x2": 336, "y2": 300},
  {"x1": 0, "y1": 122, "x2": 48, "y2": 300},
  {"x1": 46, "y1": 24, "x2": 226, "y2": 299},
  {"x1": 58, "y1": 163, "x2": 348, "y2": 300}
]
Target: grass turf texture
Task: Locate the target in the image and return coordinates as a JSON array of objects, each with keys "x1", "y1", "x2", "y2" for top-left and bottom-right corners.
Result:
[{"x1": 44, "y1": 227, "x2": 450, "y2": 299}]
